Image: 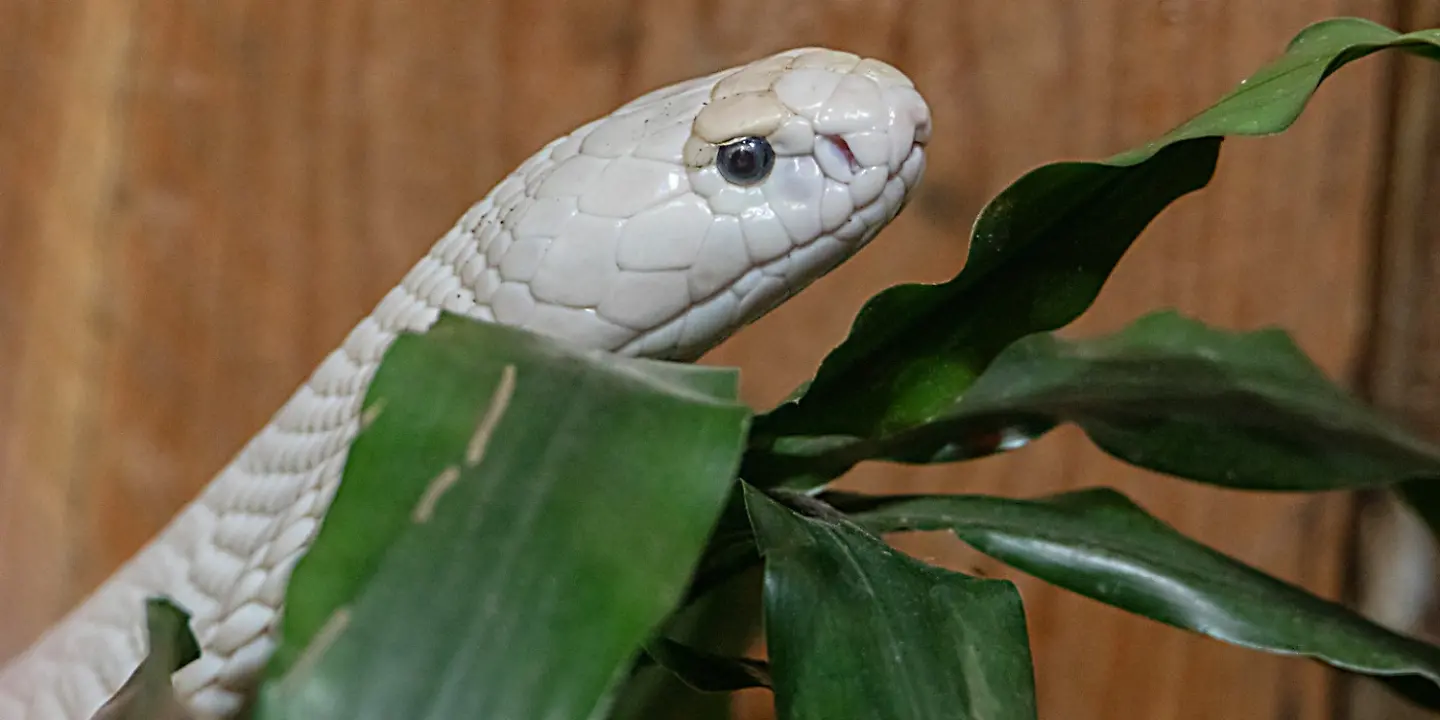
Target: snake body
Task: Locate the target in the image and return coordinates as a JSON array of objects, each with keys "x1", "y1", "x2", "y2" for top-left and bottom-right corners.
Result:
[{"x1": 0, "y1": 48, "x2": 931, "y2": 719}]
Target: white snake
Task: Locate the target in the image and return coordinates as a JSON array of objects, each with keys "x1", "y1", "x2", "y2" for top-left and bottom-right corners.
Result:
[{"x1": 0, "y1": 47, "x2": 931, "y2": 719}]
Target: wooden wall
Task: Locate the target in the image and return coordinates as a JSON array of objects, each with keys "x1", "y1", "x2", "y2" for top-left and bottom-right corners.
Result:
[{"x1": 0, "y1": 1, "x2": 1423, "y2": 718}]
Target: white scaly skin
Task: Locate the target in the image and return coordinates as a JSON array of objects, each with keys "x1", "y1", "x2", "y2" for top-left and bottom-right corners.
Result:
[{"x1": 0, "y1": 47, "x2": 932, "y2": 719}]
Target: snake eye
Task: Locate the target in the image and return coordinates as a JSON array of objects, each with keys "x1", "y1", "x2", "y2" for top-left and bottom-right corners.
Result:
[{"x1": 716, "y1": 136, "x2": 775, "y2": 186}]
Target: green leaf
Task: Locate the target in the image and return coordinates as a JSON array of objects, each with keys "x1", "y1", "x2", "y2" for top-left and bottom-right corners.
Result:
[
  {"x1": 1399, "y1": 482, "x2": 1440, "y2": 542},
  {"x1": 747, "y1": 310, "x2": 1440, "y2": 491},
  {"x1": 745, "y1": 486, "x2": 1038, "y2": 720},
  {"x1": 607, "y1": 562, "x2": 766, "y2": 720},
  {"x1": 641, "y1": 637, "x2": 772, "y2": 693},
  {"x1": 89, "y1": 598, "x2": 201, "y2": 720},
  {"x1": 834, "y1": 488, "x2": 1440, "y2": 708},
  {"x1": 605, "y1": 493, "x2": 768, "y2": 720},
  {"x1": 254, "y1": 313, "x2": 752, "y2": 720},
  {"x1": 752, "y1": 17, "x2": 1440, "y2": 459}
]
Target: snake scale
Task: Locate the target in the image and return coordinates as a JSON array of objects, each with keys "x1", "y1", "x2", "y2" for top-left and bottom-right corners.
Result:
[{"x1": 0, "y1": 47, "x2": 931, "y2": 719}]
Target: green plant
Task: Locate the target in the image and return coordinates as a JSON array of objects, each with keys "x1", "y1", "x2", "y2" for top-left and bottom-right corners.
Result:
[{"x1": 109, "y1": 16, "x2": 1440, "y2": 720}]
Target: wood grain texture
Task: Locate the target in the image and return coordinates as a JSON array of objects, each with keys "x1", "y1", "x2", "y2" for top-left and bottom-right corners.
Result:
[
  {"x1": 0, "y1": 1, "x2": 1405, "y2": 718},
  {"x1": 1348, "y1": 1, "x2": 1440, "y2": 717}
]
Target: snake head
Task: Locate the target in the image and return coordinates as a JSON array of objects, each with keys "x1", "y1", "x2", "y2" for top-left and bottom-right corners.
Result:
[{"x1": 465, "y1": 48, "x2": 931, "y2": 361}]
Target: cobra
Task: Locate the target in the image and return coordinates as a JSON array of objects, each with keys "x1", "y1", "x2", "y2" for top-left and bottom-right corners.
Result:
[{"x1": 0, "y1": 47, "x2": 931, "y2": 719}]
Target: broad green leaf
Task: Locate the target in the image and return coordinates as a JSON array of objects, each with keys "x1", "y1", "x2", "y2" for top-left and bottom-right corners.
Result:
[
  {"x1": 745, "y1": 486, "x2": 1038, "y2": 720},
  {"x1": 254, "y1": 313, "x2": 751, "y2": 720},
  {"x1": 747, "y1": 310, "x2": 1440, "y2": 491},
  {"x1": 90, "y1": 598, "x2": 201, "y2": 720},
  {"x1": 753, "y1": 17, "x2": 1440, "y2": 457},
  {"x1": 834, "y1": 488, "x2": 1440, "y2": 707}
]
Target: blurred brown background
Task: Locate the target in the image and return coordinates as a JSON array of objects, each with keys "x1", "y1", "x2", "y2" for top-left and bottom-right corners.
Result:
[{"x1": 2, "y1": 0, "x2": 1439, "y2": 718}]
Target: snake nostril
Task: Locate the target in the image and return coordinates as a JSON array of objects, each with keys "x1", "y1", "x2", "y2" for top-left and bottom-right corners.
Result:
[{"x1": 825, "y1": 135, "x2": 860, "y2": 172}]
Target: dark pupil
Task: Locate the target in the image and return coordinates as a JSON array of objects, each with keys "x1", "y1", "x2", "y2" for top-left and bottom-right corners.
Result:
[
  {"x1": 718, "y1": 137, "x2": 774, "y2": 185},
  {"x1": 730, "y1": 149, "x2": 756, "y2": 173}
]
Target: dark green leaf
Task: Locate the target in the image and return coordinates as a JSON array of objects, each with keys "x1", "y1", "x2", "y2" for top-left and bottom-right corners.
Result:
[
  {"x1": 608, "y1": 563, "x2": 766, "y2": 720},
  {"x1": 606, "y1": 493, "x2": 768, "y2": 720},
  {"x1": 90, "y1": 598, "x2": 201, "y2": 720},
  {"x1": 1400, "y1": 482, "x2": 1440, "y2": 542},
  {"x1": 642, "y1": 638, "x2": 772, "y2": 693},
  {"x1": 834, "y1": 488, "x2": 1440, "y2": 707},
  {"x1": 752, "y1": 17, "x2": 1440, "y2": 464},
  {"x1": 254, "y1": 313, "x2": 751, "y2": 720},
  {"x1": 748, "y1": 310, "x2": 1440, "y2": 491},
  {"x1": 745, "y1": 486, "x2": 1038, "y2": 720}
]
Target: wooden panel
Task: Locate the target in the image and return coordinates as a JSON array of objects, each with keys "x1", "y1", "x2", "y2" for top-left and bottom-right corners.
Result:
[
  {"x1": 1348, "y1": 1, "x2": 1440, "y2": 717},
  {"x1": 0, "y1": 0, "x2": 142, "y2": 663},
  {"x1": 0, "y1": 1, "x2": 1400, "y2": 718}
]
